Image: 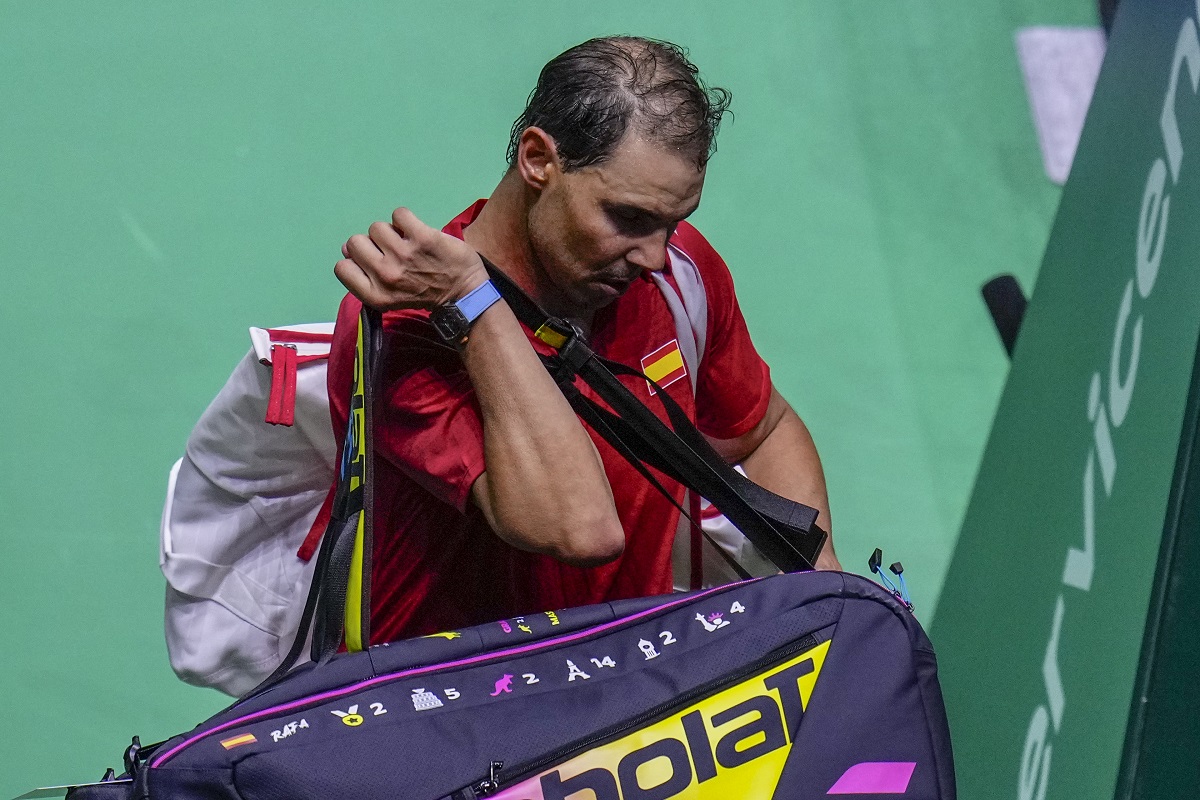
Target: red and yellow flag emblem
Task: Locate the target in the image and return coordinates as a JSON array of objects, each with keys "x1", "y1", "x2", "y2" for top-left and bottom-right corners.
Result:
[
  {"x1": 220, "y1": 733, "x2": 257, "y2": 750},
  {"x1": 641, "y1": 339, "x2": 687, "y2": 395}
]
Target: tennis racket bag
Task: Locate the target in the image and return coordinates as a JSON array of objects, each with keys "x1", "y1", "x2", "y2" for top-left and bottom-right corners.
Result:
[{"x1": 115, "y1": 570, "x2": 953, "y2": 799}]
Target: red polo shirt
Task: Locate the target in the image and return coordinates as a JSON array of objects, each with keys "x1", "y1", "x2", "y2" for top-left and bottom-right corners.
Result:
[{"x1": 328, "y1": 201, "x2": 770, "y2": 642}]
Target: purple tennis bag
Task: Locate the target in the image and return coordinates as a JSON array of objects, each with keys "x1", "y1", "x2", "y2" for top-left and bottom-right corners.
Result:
[
  {"x1": 104, "y1": 570, "x2": 953, "y2": 799},
  {"x1": 51, "y1": 308, "x2": 954, "y2": 799}
]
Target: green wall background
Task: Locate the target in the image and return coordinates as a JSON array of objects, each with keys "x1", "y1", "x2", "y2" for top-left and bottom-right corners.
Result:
[
  {"x1": 932, "y1": 0, "x2": 1200, "y2": 796},
  {"x1": 0, "y1": 1, "x2": 1090, "y2": 794}
]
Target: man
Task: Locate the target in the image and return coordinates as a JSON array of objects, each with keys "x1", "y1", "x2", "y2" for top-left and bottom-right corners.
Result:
[{"x1": 330, "y1": 36, "x2": 838, "y2": 644}]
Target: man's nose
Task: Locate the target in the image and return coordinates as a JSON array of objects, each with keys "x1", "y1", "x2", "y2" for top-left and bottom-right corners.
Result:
[{"x1": 627, "y1": 233, "x2": 669, "y2": 273}]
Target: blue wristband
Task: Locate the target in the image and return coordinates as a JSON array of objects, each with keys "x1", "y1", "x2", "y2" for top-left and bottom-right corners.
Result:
[{"x1": 457, "y1": 279, "x2": 502, "y2": 324}]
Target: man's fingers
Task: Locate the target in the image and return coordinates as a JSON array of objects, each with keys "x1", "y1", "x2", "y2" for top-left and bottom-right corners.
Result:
[
  {"x1": 335, "y1": 207, "x2": 458, "y2": 310},
  {"x1": 368, "y1": 220, "x2": 405, "y2": 253},
  {"x1": 391, "y1": 206, "x2": 427, "y2": 239},
  {"x1": 345, "y1": 233, "x2": 384, "y2": 267},
  {"x1": 334, "y1": 257, "x2": 379, "y2": 304}
]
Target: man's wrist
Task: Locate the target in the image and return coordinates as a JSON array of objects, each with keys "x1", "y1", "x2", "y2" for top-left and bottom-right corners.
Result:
[
  {"x1": 431, "y1": 278, "x2": 503, "y2": 346},
  {"x1": 448, "y1": 261, "x2": 490, "y2": 304}
]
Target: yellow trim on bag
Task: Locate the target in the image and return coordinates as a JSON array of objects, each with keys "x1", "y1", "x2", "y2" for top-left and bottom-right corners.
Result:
[
  {"x1": 344, "y1": 315, "x2": 369, "y2": 653},
  {"x1": 344, "y1": 512, "x2": 366, "y2": 652}
]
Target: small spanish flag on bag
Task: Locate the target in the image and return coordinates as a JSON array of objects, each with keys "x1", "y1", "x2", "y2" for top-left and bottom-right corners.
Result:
[
  {"x1": 641, "y1": 339, "x2": 687, "y2": 395},
  {"x1": 220, "y1": 733, "x2": 258, "y2": 750}
]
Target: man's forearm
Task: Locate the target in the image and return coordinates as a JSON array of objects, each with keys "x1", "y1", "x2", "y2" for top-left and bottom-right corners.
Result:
[
  {"x1": 739, "y1": 397, "x2": 839, "y2": 570},
  {"x1": 462, "y1": 299, "x2": 624, "y2": 565}
]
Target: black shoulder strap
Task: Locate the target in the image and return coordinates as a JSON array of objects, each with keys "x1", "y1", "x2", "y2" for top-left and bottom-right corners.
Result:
[
  {"x1": 562, "y1": 378, "x2": 752, "y2": 582},
  {"x1": 481, "y1": 256, "x2": 827, "y2": 573}
]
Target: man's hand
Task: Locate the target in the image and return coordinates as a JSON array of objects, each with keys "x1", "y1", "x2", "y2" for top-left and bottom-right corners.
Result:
[{"x1": 335, "y1": 207, "x2": 489, "y2": 310}]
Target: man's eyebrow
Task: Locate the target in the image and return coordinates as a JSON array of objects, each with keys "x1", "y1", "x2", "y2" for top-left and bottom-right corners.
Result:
[
  {"x1": 607, "y1": 201, "x2": 699, "y2": 224},
  {"x1": 606, "y1": 201, "x2": 654, "y2": 216}
]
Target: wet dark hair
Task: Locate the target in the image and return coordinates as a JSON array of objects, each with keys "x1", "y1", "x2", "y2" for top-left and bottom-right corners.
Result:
[{"x1": 506, "y1": 36, "x2": 732, "y2": 171}]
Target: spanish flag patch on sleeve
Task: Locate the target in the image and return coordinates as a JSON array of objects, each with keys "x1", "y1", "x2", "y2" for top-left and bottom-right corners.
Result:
[{"x1": 641, "y1": 339, "x2": 687, "y2": 395}]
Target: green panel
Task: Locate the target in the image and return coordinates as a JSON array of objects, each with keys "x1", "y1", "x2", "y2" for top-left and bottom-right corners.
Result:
[
  {"x1": 932, "y1": 0, "x2": 1200, "y2": 797},
  {"x1": 1114, "y1": 335, "x2": 1200, "y2": 798},
  {"x1": 0, "y1": 1, "x2": 1089, "y2": 796}
]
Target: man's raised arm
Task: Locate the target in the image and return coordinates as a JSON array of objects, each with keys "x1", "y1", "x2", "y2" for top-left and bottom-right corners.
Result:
[{"x1": 335, "y1": 207, "x2": 624, "y2": 566}]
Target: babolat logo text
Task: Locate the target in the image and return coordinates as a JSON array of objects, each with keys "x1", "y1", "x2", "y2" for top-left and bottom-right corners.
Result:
[{"x1": 510, "y1": 641, "x2": 829, "y2": 800}]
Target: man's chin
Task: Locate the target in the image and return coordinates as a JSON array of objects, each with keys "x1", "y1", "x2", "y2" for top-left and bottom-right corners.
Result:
[{"x1": 555, "y1": 283, "x2": 622, "y2": 317}]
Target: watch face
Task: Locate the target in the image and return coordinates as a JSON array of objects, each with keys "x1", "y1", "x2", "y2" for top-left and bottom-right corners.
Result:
[{"x1": 430, "y1": 305, "x2": 469, "y2": 344}]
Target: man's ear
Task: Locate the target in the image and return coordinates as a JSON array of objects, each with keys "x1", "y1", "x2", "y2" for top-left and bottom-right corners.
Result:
[{"x1": 516, "y1": 127, "x2": 561, "y2": 190}]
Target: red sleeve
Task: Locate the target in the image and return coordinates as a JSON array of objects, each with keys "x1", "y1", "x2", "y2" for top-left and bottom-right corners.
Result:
[
  {"x1": 670, "y1": 222, "x2": 772, "y2": 440},
  {"x1": 328, "y1": 293, "x2": 486, "y2": 512}
]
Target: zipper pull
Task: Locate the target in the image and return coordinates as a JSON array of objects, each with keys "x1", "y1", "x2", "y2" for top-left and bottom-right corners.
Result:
[
  {"x1": 868, "y1": 548, "x2": 914, "y2": 612},
  {"x1": 889, "y1": 561, "x2": 914, "y2": 610},
  {"x1": 472, "y1": 761, "x2": 504, "y2": 797},
  {"x1": 265, "y1": 343, "x2": 299, "y2": 426}
]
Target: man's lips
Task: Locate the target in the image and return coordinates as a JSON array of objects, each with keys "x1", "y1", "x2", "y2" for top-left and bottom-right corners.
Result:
[{"x1": 594, "y1": 273, "x2": 636, "y2": 295}]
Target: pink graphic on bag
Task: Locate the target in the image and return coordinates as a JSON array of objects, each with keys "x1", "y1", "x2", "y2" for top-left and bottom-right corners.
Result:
[
  {"x1": 827, "y1": 761, "x2": 916, "y2": 794},
  {"x1": 490, "y1": 674, "x2": 514, "y2": 696}
]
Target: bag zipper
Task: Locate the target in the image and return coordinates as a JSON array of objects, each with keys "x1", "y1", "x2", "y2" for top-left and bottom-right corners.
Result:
[
  {"x1": 456, "y1": 631, "x2": 820, "y2": 799},
  {"x1": 153, "y1": 585, "x2": 740, "y2": 769}
]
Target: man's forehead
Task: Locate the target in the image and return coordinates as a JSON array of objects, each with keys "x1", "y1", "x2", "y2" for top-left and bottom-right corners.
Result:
[{"x1": 581, "y1": 135, "x2": 706, "y2": 217}]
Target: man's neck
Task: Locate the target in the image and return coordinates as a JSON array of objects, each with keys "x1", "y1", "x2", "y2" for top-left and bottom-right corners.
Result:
[
  {"x1": 461, "y1": 175, "x2": 536, "y2": 293},
  {"x1": 461, "y1": 173, "x2": 592, "y2": 331}
]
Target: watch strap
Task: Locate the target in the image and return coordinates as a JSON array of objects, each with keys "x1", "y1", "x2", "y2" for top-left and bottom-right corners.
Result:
[{"x1": 456, "y1": 279, "x2": 502, "y2": 325}]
